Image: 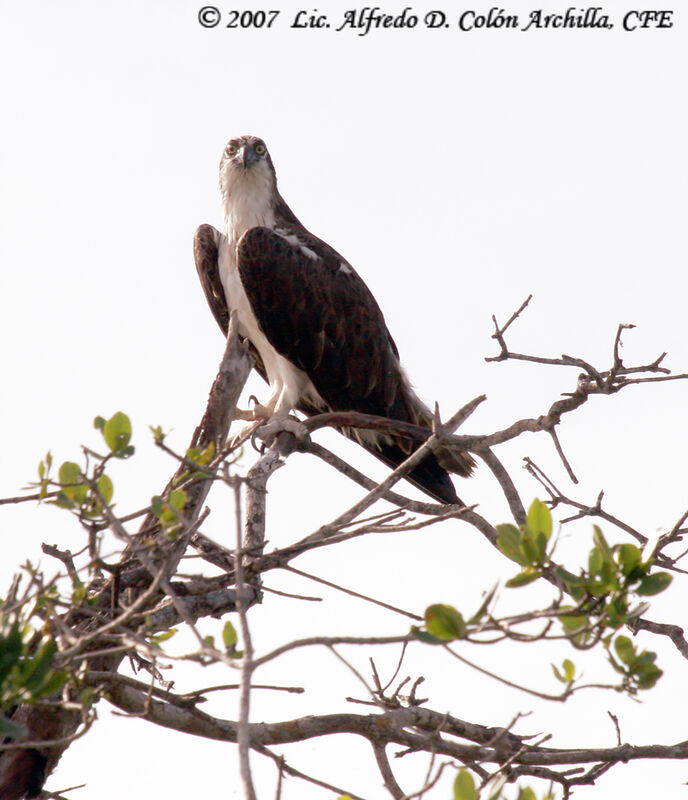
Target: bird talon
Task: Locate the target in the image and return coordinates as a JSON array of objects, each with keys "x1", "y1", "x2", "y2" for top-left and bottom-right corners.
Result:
[
  {"x1": 233, "y1": 399, "x2": 271, "y2": 422},
  {"x1": 250, "y1": 431, "x2": 265, "y2": 454}
]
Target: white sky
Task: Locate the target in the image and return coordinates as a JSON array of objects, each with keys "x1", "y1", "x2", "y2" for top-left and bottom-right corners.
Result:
[{"x1": 1, "y1": 1, "x2": 687, "y2": 798}]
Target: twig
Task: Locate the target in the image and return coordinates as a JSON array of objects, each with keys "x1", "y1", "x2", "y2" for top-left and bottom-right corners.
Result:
[
  {"x1": 607, "y1": 711, "x2": 622, "y2": 746},
  {"x1": 306, "y1": 443, "x2": 448, "y2": 516},
  {"x1": 372, "y1": 742, "x2": 405, "y2": 799},
  {"x1": 0, "y1": 491, "x2": 59, "y2": 506},
  {"x1": 282, "y1": 565, "x2": 422, "y2": 621},
  {"x1": 252, "y1": 635, "x2": 411, "y2": 671},
  {"x1": 302, "y1": 397, "x2": 485, "y2": 544},
  {"x1": 549, "y1": 427, "x2": 578, "y2": 484},
  {"x1": 442, "y1": 645, "x2": 572, "y2": 702},
  {"x1": 478, "y1": 448, "x2": 526, "y2": 526}
]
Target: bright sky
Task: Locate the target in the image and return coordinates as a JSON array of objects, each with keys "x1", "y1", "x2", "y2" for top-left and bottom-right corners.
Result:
[{"x1": 1, "y1": 2, "x2": 687, "y2": 798}]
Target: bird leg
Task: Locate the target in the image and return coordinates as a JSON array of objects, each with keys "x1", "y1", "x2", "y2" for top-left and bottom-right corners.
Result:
[
  {"x1": 229, "y1": 395, "x2": 273, "y2": 447},
  {"x1": 230, "y1": 388, "x2": 308, "y2": 451}
]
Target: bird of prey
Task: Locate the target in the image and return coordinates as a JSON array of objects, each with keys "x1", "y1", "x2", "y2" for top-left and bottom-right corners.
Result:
[{"x1": 194, "y1": 135, "x2": 475, "y2": 504}]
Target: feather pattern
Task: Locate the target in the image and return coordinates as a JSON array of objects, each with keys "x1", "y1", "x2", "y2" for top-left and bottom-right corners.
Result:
[{"x1": 193, "y1": 136, "x2": 475, "y2": 504}]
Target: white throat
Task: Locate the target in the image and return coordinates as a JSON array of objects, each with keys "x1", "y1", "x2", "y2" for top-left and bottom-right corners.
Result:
[{"x1": 220, "y1": 161, "x2": 276, "y2": 243}]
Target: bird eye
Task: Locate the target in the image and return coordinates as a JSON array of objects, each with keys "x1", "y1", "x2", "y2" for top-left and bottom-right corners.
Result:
[
  {"x1": 254, "y1": 143, "x2": 266, "y2": 155},
  {"x1": 226, "y1": 143, "x2": 238, "y2": 155}
]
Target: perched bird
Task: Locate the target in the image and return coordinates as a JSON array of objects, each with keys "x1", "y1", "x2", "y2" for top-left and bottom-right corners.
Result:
[{"x1": 194, "y1": 135, "x2": 475, "y2": 504}]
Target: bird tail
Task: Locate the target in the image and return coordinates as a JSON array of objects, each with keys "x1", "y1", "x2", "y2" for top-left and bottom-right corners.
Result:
[
  {"x1": 392, "y1": 391, "x2": 477, "y2": 497},
  {"x1": 360, "y1": 439, "x2": 469, "y2": 505}
]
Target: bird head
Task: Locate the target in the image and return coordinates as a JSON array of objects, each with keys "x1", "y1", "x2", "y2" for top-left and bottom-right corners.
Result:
[
  {"x1": 219, "y1": 136, "x2": 279, "y2": 228},
  {"x1": 220, "y1": 135, "x2": 275, "y2": 186}
]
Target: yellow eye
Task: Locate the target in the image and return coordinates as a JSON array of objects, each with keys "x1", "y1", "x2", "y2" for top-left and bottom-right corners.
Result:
[
  {"x1": 226, "y1": 143, "x2": 237, "y2": 155},
  {"x1": 254, "y1": 143, "x2": 266, "y2": 155}
]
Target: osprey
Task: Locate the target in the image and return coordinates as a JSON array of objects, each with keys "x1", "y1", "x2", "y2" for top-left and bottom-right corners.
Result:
[{"x1": 194, "y1": 135, "x2": 475, "y2": 504}]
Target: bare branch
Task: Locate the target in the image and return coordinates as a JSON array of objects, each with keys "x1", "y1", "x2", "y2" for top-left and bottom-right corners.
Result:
[{"x1": 372, "y1": 742, "x2": 406, "y2": 799}]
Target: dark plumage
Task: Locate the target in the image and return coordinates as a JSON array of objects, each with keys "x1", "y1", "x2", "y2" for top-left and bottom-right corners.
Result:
[{"x1": 194, "y1": 136, "x2": 475, "y2": 504}]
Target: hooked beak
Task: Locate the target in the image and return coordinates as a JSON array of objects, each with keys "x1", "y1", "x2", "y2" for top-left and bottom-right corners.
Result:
[{"x1": 239, "y1": 146, "x2": 258, "y2": 169}]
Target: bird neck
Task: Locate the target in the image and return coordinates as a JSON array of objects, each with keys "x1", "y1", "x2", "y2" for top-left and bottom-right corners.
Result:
[{"x1": 221, "y1": 164, "x2": 276, "y2": 243}]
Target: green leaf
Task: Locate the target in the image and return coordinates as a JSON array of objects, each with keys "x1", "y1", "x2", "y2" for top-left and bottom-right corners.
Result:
[
  {"x1": 22, "y1": 640, "x2": 58, "y2": 693},
  {"x1": 0, "y1": 622, "x2": 24, "y2": 685},
  {"x1": 149, "y1": 424, "x2": 166, "y2": 444},
  {"x1": 152, "y1": 628, "x2": 178, "y2": 644},
  {"x1": 636, "y1": 572, "x2": 672, "y2": 596},
  {"x1": 103, "y1": 412, "x2": 132, "y2": 454},
  {"x1": 151, "y1": 496, "x2": 164, "y2": 517},
  {"x1": 34, "y1": 669, "x2": 69, "y2": 698},
  {"x1": 588, "y1": 547, "x2": 603, "y2": 578},
  {"x1": 617, "y1": 543, "x2": 642, "y2": 577},
  {"x1": 614, "y1": 635, "x2": 636, "y2": 666},
  {"x1": 71, "y1": 585, "x2": 87, "y2": 606},
  {"x1": 607, "y1": 653, "x2": 626, "y2": 675},
  {"x1": 57, "y1": 462, "x2": 87, "y2": 506},
  {"x1": 587, "y1": 575, "x2": 616, "y2": 596},
  {"x1": 182, "y1": 442, "x2": 215, "y2": 468},
  {"x1": 563, "y1": 658, "x2": 575, "y2": 681},
  {"x1": 626, "y1": 601, "x2": 650, "y2": 621},
  {"x1": 505, "y1": 568, "x2": 543, "y2": 588},
  {"x1": 409, "y1": 626, "x2": 445, "y2": 645},
  {"x1": 633, "y1": 659, "x2": 662, "y2": 689},
  {"x1": 593, "y1": 525, "x2": 614, "y2": 564},
  {"x1": 168, "y1": 490, "x2": 187, "y2": 510},
  {"x1": 554, "y1": 566, "x2": 585, "y2": 588},
  {"x1": 424, "y1": 604, "x2": 466, "y2": 641},
  {"x1": 526, "y1": 498, "x2": 552, "y2": 539},
  {"x1": 559, "y1": 612, "x2": 587, "y2": 633},
  {"x1": 518, "y1": 788, "x2": 537, "y2": 800},
  {"x1": 496, "y1": 524, "x2": 530, "y2": 566},
  {"x1": 606, "y1": 595, "x2": 628, "y2": 628},
  {"x1": 58, "y1": 461, "x2": 81, "y2": 486},
  {"x1": 559, "y1": 611, "x2": 591, "y2": 645},
  {"x1": 519, "y1": 529, "x2": 540, "y2": 564},
  {"x1": 93, "y1": 415, "x2": 106, "y2": 431},
  {"x1": 536, "y1": 531, "x2": 548, "y2": 562},
  {"x1": 553, "y1": 658, "x2": 576, "y2": 684},
  {"x1": 453, "y1": 768, "x2": 478, "y2": 800},
  {"x1": 554, "y1": 566, "x2": 586, "y2": 600},
  {"x1": 222, "y1": 621, "x2": 238, "y2": 651},
  {"x1": 79, "y1": 687, "x2": 98, "y2": 708},
  {"x1": 97, "y1": 474, "x2": 114, "y2": 505},
  {"x1": 468, "y1": 584, "x2": 498, "y2": 625}
]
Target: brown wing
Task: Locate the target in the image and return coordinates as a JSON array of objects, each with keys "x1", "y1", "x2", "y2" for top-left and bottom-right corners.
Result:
[
  {"x1": 194, "y1": 223, "x2": 473, "y2": 504},
  {"x1": 237, "y1": 227, "x2": 474, "y2": 503},
  {"x1": 236, "y1": 226, "x2": 407, "y2": 417},
  {"x1": 194, "y1": 224, "x2": 230, "y2": 336},
  {"x1": 193, "y1": 224, "x2": 269, "y2": 379}
]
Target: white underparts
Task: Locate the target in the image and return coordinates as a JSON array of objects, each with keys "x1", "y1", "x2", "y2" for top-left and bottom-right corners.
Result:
[{"x1": 218, "y1": 161, "x2": 326, "y2": 418}]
